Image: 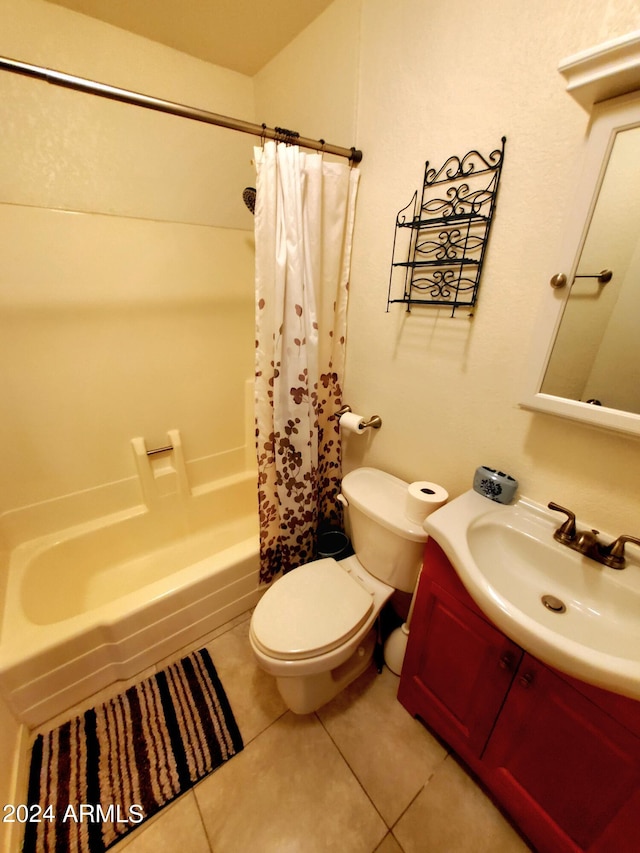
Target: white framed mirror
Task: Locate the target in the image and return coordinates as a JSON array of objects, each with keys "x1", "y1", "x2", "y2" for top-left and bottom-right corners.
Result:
[{"x1": 521, "y1": 34, "x2": 640, "y2": 437}]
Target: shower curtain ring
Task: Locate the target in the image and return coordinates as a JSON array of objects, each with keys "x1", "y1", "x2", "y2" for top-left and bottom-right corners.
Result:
[{"x1": 275, "y1": 126, "x2": 300, "y2": 146}]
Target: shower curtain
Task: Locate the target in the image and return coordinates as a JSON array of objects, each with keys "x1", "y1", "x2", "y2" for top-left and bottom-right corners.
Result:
[{"x1": 254, "y1": 140, "x2": 360, "y2": 584}]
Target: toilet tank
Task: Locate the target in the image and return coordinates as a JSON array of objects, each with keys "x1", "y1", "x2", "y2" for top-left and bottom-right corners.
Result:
[{"x1": 341, "y1": 467, "x2": 428, "y2": 593}]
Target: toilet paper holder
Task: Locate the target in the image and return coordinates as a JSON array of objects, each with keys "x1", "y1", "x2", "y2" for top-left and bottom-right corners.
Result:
[{"x1": 336, "y1": 405, "x2": 382, "y2": 430}]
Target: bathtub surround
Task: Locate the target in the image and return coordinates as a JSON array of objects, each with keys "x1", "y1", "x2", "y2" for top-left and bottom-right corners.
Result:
[
  {"x1": 0, "y1": 0, "x2": 256, "y2": 518},
  {"x1": 23, "y1": 648, "x2": 243, "y2": 853},
  {"x1": 0, "y1": 203, "x2": 255, "y2": 515},
  {"x1": 131, "y1": 430, "x2": 191, "y2": 507},
  {"x1": 254, "y1": 140, "x2": 359, "y2": 581}
]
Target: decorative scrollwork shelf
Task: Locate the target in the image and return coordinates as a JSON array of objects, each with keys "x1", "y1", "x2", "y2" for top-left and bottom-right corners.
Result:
[{"x1": 387, "y1": 137, "x2": 506, "y2": 316}]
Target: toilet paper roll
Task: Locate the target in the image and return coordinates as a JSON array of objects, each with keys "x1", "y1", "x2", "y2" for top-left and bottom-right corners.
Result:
[
  {"x1": 405, "y1": 481, "x2": 449, "y2": 523},
  {"x1": 339, "y1": 411, "x2": 366, "y2": 435}
]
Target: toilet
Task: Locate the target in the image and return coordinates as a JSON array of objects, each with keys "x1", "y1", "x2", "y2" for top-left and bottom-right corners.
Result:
[{"x1": 249, "y1": 467, "x2": 428, "y2": 714}]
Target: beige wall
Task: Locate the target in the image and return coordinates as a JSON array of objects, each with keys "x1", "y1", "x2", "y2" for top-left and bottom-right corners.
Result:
[
  {"x1": 257, "y1": 0, "x2": 640, "y2": 535},
  {"x1": 253, "y1": 0, "x2": 360, "y2": 147}
]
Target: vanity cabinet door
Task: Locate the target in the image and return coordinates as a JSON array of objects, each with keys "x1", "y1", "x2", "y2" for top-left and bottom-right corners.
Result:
[
  {"x1": 398, "y1": 577, "x2": 522, "y2": 760},
  {"x1": 482, "y1": 654, "x2": 640, "y2": 852}
]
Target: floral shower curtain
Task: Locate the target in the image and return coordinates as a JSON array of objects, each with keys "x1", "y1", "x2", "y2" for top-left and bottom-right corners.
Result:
[{"x1": 254, "y1": 140, "x2": 360, "y2": 584}]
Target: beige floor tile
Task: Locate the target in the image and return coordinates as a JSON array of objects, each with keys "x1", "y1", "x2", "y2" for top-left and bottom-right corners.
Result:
[
  {"x1": 374, "y1": 832, "x2": 404, "y2": 852},
  {"x1": 393, "y1": 755, "x2": 532, "y2": 853},
  {"x1": 114, "y1": 793, "x2": 211, "y2": 853},
  {"x1": 318, "y1": 665, "x2": 448, "y2": 826},
  {"x1": 195, "y1": 711, "x2": 387, "y2": 852},
  {"x1": 203, "y1": 615, "x2": 288, "y2": 744}
]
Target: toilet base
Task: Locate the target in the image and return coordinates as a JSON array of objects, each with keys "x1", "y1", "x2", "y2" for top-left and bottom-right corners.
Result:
[{"x1": 275, "y1": 629, "x2": 377, "y2": 714}]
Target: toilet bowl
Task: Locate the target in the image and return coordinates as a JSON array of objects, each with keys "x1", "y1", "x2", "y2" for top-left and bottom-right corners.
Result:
[{"x1": 249, "y1": 468, "x2": 430, "y2": 714}]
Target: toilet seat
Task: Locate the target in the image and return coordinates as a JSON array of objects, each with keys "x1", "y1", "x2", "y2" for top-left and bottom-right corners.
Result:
[{"x1": 251, "y1": 558, "x2": 374, "y2": 661}]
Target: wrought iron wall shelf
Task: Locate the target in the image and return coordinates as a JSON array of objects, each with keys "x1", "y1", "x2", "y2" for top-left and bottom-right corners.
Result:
[{"x1": 387, "y1": 137, "x2": 506, "y2": 316}]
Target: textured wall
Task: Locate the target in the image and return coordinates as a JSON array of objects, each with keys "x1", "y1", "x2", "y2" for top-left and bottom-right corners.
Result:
[{"x1": 258, "y1": 0, "x2": 640, "y2": 533}]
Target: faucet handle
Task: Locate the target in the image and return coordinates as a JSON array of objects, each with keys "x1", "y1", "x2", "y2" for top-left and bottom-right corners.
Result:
[
  {"x1": 548, "y1": 502, "x2": 577, "y2": 543},
  {"x1": 601, "y1": 534, "x2": 640, "y2": 570}
]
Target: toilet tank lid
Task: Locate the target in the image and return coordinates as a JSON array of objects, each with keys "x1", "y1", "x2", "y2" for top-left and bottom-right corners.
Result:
[{"x1": 341, "y1": 467, "x2": 428, "y2": 542}]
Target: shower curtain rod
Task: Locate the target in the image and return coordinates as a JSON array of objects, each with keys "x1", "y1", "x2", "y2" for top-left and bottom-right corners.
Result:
[{"x1": 0, "y1": 55, "x2": 363, "y2": 164}]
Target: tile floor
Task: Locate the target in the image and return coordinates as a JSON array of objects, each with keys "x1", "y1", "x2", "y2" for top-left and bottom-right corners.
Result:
[{"x1": 28, "y1": 611, "x2": 533, "y2": 853}]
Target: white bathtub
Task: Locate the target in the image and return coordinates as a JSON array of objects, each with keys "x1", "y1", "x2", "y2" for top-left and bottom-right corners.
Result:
[{"x1": 0, "y1": 472, "x2": 261, "y2": 727}]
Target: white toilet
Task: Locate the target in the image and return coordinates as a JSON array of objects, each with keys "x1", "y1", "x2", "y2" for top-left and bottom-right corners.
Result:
[{"x1": 249, "y1": 467, "x2": 428, "y2": 713}]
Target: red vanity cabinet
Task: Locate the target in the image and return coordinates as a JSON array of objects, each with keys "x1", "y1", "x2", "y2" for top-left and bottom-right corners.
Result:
[
  {"x1": 397, "y1": 571, "x2": 522, "y2": 758},
  {"x1": 398, "y1": 538, "x2": 640, "y2": 853}
]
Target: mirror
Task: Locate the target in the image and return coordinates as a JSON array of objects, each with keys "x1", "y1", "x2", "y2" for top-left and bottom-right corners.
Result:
[
  {"x1": 541, "y1": 123, "x2": 640, "y2": 412},
  {"x1": 521, "y1": 90, "x2": 640, "y2": 437}
]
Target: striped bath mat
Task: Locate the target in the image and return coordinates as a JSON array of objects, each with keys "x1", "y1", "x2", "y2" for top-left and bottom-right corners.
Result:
[{"x1": 23, "y1": 648, "x2": 243, "y2": 853}]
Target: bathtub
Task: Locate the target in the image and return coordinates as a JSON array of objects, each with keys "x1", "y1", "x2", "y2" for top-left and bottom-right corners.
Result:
[{"x1": 0, "y1": 471, "x2": 261, "y2": 727}]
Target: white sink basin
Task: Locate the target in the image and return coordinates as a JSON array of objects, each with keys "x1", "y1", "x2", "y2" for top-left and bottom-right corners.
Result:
[{"x1": 424, "y1": 490, "x2": 640, "y2": 700}]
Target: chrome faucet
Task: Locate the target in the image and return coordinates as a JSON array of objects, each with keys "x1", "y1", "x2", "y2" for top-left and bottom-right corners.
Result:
[{"x1": 548, "y1": 503, "x2": 640, "y2": 569}]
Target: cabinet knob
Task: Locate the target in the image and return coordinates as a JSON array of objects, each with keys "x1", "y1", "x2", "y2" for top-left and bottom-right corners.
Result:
[
  {"x1": 519, "y1": 672, "x2": 534, "y2": 689},
  {"x1": 498, "y1": 653, "x2": 514, "y2": 671}
]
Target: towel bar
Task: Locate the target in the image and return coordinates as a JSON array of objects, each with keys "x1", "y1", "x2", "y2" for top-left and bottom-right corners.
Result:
[{"x1": 146, "y1": 444, "x2": 174, "y2": 456}]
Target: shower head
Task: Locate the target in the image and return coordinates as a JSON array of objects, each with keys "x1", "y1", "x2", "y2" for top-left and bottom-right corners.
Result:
[{"x1": 243, "y1": 187, "x2": 256, "y2": 215}]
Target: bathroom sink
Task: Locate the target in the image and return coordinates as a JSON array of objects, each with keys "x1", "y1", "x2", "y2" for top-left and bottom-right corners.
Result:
[{"x1": 423, "y1": 490, "x2": 640, "y2": 700}]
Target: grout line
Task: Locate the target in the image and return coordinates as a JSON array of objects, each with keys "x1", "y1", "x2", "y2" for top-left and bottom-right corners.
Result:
[
  {"x1": 314, "y1": 695, "x2": 392, "y2": 838},
  {"x1": 382, "y1": 750, "x2": 451, "y2": 850},
  {"x1": 239, "y1": 706, "x2": 289, "y2": 749},
  {"x1": 192, "y1": 789, "x2": 216, "y2": 853}
]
